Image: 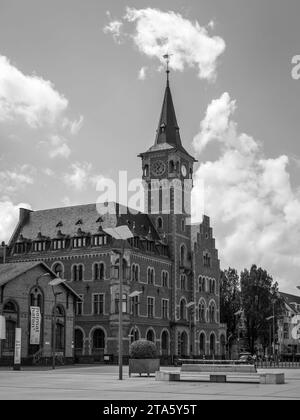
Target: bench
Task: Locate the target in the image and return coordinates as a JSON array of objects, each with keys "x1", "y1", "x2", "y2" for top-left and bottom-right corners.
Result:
[{"x1": 156, "y1": 363, "x2": 285, "y2": 384}]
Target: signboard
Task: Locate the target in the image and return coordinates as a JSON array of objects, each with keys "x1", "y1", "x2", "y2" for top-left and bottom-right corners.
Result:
[
  {"x1": 30, "y1": 306, "x2": 41, "y2": 345},
  {"x1": 291, "y1": 314, "x2": 300, "y2": 340},
  {"x1": 0, "y1": 315, "x2": 5, "y2": 339},
  {"x1": 14, "y1": 328, "x2": 21, "y2": 365}
]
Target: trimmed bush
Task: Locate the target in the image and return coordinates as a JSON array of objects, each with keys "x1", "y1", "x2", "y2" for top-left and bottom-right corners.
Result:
[{"x1": 129, "y1": 339, "x2": 157, "y2": 359}]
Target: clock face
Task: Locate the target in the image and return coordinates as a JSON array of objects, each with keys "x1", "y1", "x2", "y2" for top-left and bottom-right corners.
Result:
[
  {"x1": 151, "y1": 160, "x2": 166, "y2": 177},
  {"x1": 181, "y1": 164, "x2": 187, "y2": 177}
]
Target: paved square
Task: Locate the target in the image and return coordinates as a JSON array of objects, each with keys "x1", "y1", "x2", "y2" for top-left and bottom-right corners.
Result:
[{"x1": 0, "y1": 365, "x2": 299, "y2": 400}]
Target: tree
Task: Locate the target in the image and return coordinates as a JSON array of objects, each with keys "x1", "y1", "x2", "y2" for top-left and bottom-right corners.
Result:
[
  {"x1": 240, "y1": 265, "x2": 284, "y2": 353},
  {"x1": 220, "y1": 268, "x2": 241, "y2": 341}
]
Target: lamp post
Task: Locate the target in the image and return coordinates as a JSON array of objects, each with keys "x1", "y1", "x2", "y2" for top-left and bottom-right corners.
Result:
[
  {"x1": 234, "y1": 309, "x2": 243, "y2": 357},
  {"x1": 103, "y1": 225, "x2": 133, "y2": 380},
  {"x1": 48, "y1": 277, "x2": 66, "y2": 370}
]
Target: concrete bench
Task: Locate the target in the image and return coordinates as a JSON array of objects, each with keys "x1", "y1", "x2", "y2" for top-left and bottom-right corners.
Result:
[
  {"x1": 155, "y1": 371, "x2": 180, "y2": 381},
  {"x1": 259, "y1": 373, "x2": 285, "y2": 384},
  {"x1": 181, "y1": 364, "x2": 257, "y2": 373}
]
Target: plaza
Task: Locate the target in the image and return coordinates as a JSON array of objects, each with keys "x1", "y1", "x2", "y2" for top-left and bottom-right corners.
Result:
[{"x1": 0, "y1": 365, "x2": 299, "y2": 400}]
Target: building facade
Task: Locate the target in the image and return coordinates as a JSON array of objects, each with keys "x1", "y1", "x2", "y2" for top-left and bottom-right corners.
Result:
[
  {"x1": 278, "y1": 292, "x2": 300, "y2": 359},
  {"x1": 5, "y1": 74, "x2": 226, "y2": 363},
  {"x1": 0, "y1": 261, "x2": 79, "y2": 365}
]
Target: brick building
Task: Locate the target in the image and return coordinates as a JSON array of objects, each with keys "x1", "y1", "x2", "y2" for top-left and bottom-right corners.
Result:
[
  {"x1": 4, "y1": 73, "x2": 226, "y2": 363},
  {"x1": 0, "y1": 261, "x2": 79, "y2": 365}
]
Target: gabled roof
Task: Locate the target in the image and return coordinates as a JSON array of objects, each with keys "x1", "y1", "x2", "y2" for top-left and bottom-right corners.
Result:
[
  {"x1": 12, "y1": 202, "x2": 161, "y2": 244},
  {"x1": 0, "y1": 261, "x2": 81, "y2": 299},
  {"x1": 280, "y1": 291, "x2": 300, "y2": 311}
]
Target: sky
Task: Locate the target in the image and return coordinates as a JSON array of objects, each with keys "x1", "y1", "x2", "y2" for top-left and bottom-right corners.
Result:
[{"x1": 0, "y1": 0, "x2": 300, "y2": 293}]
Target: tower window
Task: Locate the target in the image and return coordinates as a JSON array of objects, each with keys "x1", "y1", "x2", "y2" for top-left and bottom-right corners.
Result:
[{"x1": 157, "y1": 217, "x2": 163, "y2": 229}]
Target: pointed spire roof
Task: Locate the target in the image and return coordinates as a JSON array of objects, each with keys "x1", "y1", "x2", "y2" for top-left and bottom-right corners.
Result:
[{"x1": 155, "y1": 79, "x2": 182, "y2": 149}]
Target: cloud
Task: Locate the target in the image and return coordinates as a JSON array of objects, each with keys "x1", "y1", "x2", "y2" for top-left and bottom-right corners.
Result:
[
  {"x1": 103, "y1": 20, "x2": 124, "y2": 44},
  {"x1": 63, "y1": 115, "x2": 84, "y2": 135},
  {"x1": 192, "y1": 93, "x2": 300, "y2": 293},
  {"x1": 104, "y1": 8, "x2": 225, "y2": 81},
  {"x1": 63, "y1": 161, "x2": 93, "y2": 190},
  {"x1": 0, "y1": 165, "x2": 35, "y2": 195},
  {"x1": 0, "y1": 55, "x2": 68, "y2": 127},
  {"x1": 138, "y1": 66, "x2": 147, "y2": 80},
  {"x1": 0, "y1": 200, "x2": 31, "y2": 243},
  {"x1": 49, "y1": 135, "x2": 71, "y2": 159}
]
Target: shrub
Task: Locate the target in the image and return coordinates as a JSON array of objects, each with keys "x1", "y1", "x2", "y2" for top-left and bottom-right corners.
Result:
[{"x1": 129, "y1": 339, "x2": 157, "y2": 359}]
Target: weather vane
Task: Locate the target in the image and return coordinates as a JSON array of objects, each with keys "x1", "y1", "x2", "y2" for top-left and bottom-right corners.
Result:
[{"x1": 163, "y1": 53, "x2": 173, "y2": 83}]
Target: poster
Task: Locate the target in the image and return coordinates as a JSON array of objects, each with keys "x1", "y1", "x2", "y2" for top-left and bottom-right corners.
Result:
[
  {"x1": 14, "y1": 328, "x2": 21, "y2": 365},
  {"x1": 30, "y1": 306, "x2": 41, "y2": 345},
  {"x1": 0, "y1": 315, "x2": 5, "y2": 339}
]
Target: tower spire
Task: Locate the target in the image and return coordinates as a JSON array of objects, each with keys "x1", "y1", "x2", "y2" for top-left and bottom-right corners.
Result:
[{"x1": 163, "y1": 53, "x2": 172, "y2": 86}]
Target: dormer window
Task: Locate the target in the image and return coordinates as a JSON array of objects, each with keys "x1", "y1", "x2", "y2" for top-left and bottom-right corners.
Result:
[
  {"x1": 14, "y1": 242, "x2": 27, "y2": 254},
  {"x1": 73, "y1": 237, "x2": 86, "y2": 248},
  {"x1": 56, "y1": 221, "x2": 63, "y2": 228},
  {"x1": 93, "y1": 235, "x2": 107, "y2": 246},
  {"x1": 96, "y1": 217, "x2": 103, "y2": 223},
  {"x1": 53, "y1": 239, "x2": 65, "y2": 250},
  {"x1": 33, "y1": 241, "x2": 46, "y2": 252},
  {"x1": 75, "y1": 219, "x2": 83, "y2": 226}
]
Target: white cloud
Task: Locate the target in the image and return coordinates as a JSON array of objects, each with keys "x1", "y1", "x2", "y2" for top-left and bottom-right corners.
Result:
[
  {"x1": 192, "y1": 93, "x2": 300, "y2": 292},
  {"x1": 103, "y1": 20, "x2": 124, "y2": 44},
  {"x1": 0, "y1": 55, "x2": 68, "y2": 127},
  {"x1": 63, "y1": 161, "x2": 92, "y2": 190},
  {"x1": 104, "y1": 8, "x2": 225, "y2": 81},
  {"x1": 0, "y1": 200, "x2": 31, "y2": 243},
  {"x1": 138, "y1": 66, "x2": 147, "y2": 80},
  {"x1": 63, "y1": 115, "x2": 84, "y2": 135},
  {"x1": 0, "y1": 165, "x2": 35, "y2": 195},
  {"x1": 49, "y1": 135, "x2": 71, "y2": 159}
]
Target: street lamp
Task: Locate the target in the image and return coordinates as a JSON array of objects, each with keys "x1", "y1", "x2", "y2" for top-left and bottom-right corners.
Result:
[
  {"x1": 103, "y1": 225, "x2": 133, "y2": 380},
  {"x1": 49, "y1": 277, "x2": 66, "y2": 370},
  {"x1": 234, "y1": 309, "x2": 243, "y2": 356}
]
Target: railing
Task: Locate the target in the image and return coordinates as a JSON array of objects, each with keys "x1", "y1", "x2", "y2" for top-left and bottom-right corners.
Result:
[
  {"x1": 178, "y1": 359, "x2": 252, "y2": 365},
  {"x1": 256, "y1": 360, "x2": 300, "y2": 369}
]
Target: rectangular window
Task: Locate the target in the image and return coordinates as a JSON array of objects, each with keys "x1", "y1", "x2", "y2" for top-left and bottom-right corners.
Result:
[
  {"x1": 76, "y1": 295, "x2": 83, "y2": 315},
  {"x1": 93, "y1": 294, "x2": 104, "y2": 315},
  {"x1": 162, "y1": 299, "x2": 169, "y2": 319},
  {"x1": 93, "y1": 235, "x2": 107, "y2": 246},
  {"x1": 162, "y1": 272, "x2": 169, "y2": 288},
  {"x1": 115, "y1": 293, "x2": 127, "y2": 314},
  {"x1": 73, "y1": 237, "x2": 86, "y2": 248},
  {"x1": 147, "y1": 297, "x2": 154, "y2": 318},
  {"x1": 130, "y1": 296, "x2": 139, "y2": 317}
]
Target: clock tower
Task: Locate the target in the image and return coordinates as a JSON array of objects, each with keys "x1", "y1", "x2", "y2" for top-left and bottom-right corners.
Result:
[{"x1": 138, "y1": 66, "x2": 197, "y2": 222}]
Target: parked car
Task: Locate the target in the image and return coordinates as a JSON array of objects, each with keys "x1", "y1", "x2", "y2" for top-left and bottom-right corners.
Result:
[{"x1": 238, "y1": 352, "x2": 255, "y2": 364}]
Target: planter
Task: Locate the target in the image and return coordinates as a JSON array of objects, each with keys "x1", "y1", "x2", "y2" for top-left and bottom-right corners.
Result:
[{"x1": 129, "y1": 358, "x2": 160, "y2": 377}]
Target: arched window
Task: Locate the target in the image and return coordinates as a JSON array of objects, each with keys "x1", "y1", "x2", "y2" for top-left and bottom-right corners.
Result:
[
  {"x1": 161, "y1": 331, "x2": 169, "y2": 355},
  {"x1": 169, "y1": 160, "x2": 175, "y2": 173},
  {"x1": 180, "y1": 244, "x2": 186, "y2": 266},
  {"x1": 203, "y1": 251, "x2": 211, "y2": 268},
  {"x1": 179, "y1": 299, "x2": 186, "y2": 320},
  {"x1": 131, "y1": 264, "x2": 139, "y2": 282},
  {"x1": 162, "y1": 271, "x2": 169, "y2": 288},
  {"x1": 209, "y1": 302, "x2": 216, "y2": 323},
  {"x1": 198, "y1": 276, "x2": 206, "y2": 292},
  {"x1": 178, "y1": 331, "x2": 188, "y2": 357},
  {"x1": 210, "y1": 333, "x2": 216, "y2": 356},
  {"x1": 93, "y1": 329, "x2": 105, "y2": 350},
  {"x1": 181, "y1": 219, "x2": 185, "y2": 232},
  {"x1": 147, "y1": 267, "x2": 154, "y2": 285},
  {"x1": 94, "y1": 262, "x2": 105, "y2": 280},
  {"x1": 52, "y1": 262, "x2": 64, "y2": 278},
  {"x1": 2, "y1": 301, "x2": 18, "y2": 354},
  {"x1": 54, "y1": 305, "x2": 65, "y2": 352},
  {"x1": 180, "y1": 274, "x2": 186, "y2": 290},
  {"x1": 74, "y1": 329, "x2": 84, "y2": 354},
  {"x1": 130, "y1": 327, "x2": 140, "y2": 343},
  {"x1": 73, "y1": 264, "x2": 84, "y2": 281},
  {"x1": 146, "y1": 329, "x2": 155, "y2": 342},
  {"x1": 157, "y1": 217, "x2": 163, "y2": 230},
  {"x1": 199, "y1": 333, "x2": 206, "y2": 355},
  {"x1": 199, "y1": 301, "x2": 206, "y2": 322}
]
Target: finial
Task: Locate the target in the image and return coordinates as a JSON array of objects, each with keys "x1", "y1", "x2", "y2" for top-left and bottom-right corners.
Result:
[{"x1": 163, "y1": 53, "x2": 173, "y2": 85}]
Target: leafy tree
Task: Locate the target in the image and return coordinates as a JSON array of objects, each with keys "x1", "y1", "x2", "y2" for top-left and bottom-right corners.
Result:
[
  {"x1": 240, "y1": 265, "x2": 284, "y2": 353},
  {"x1": 220, "y1": 268, "x2": 241, "y2": 340}
]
